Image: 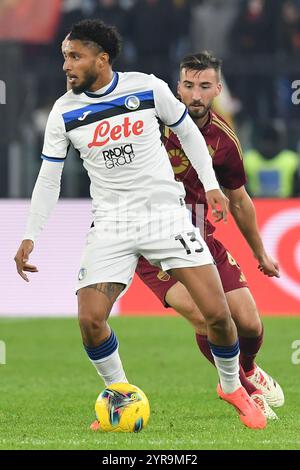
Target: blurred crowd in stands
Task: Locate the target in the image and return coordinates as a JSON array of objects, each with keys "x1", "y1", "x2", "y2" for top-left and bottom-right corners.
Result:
[{"x1": 1, "y1": 0, "x2": 300, "y2": 197}]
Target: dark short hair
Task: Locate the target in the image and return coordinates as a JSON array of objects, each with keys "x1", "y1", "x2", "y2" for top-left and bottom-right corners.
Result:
[
  {"x1": 180, "y1": 51, "x2": 222, "y2": 78},
  {"x1": 69, "y1": 19, "x2": 122, "y2": 64}
]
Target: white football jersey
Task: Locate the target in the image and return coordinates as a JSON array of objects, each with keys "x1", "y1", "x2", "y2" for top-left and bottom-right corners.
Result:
[{"x1": 42, "y1": 71, "x2": 189, "y2": 221}]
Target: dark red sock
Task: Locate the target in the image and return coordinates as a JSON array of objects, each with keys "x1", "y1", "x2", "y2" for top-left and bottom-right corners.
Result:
[
  {"x1": 239, "y1": 326, "x2": 264, "y2": 373},
  {"x1": 238, "y1": 364, "x2": 258, "y2": 395},
  {"x1": 195, "y1": 333, "x2": 258, "y2": 396},
  {"x1": 195, "y1": 333, "x2": 215, "y2": 365}
]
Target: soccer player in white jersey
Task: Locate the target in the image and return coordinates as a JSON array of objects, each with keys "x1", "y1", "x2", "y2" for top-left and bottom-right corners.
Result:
[{"x1": 14, "y1": 20, "x2": 266, "y2": 429}]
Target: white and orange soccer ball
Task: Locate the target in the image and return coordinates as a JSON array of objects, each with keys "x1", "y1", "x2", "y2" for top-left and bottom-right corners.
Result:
[{"x1": 95, "y1": 383, "x2": 150, "y2": 432}]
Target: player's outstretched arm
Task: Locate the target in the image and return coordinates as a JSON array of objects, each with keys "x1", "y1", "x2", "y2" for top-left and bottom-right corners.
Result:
[
  {"x1": 224, "y1": 185, "x2": 280, "y2": 278},
  {"x1": 14, "y1": 160, "x2": 64, "y2": 281},
  {"x1": 15, "y1": 93, "x2": 68, "y2": 281},
  {"x1": 14, "y1": 240, "x2": 37, "y2": 282}
]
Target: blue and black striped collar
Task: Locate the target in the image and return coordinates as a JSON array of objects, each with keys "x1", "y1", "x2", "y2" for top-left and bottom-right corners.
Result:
[{"x1": 84, "y1": 72, "x2": 119, "y2": 98}]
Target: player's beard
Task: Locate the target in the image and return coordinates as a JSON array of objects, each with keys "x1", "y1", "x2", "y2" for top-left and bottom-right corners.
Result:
[
  {"x1": 188, "y1": 103, "x2": 211, "y2": 120},
  {"x1": 71, "y1": 69, "x2": 99, "y2": 95}
]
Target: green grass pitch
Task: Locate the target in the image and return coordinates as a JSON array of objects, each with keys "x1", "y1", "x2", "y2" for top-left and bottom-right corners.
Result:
[{"x1": 0, "y1": 316, "x2": 299, "y2": 450}]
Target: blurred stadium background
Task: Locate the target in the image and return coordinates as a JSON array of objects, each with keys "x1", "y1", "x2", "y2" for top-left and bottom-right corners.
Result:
[{"x1": 1, "y1": 0, "x2": 300, "y2": 450}]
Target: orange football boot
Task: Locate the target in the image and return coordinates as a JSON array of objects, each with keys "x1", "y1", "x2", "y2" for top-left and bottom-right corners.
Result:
[{"x1": 217, "y1": 383, "x2": 267, "y2": 429}]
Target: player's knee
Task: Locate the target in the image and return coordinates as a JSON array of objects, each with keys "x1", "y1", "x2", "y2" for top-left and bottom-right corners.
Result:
[
  {"x1": 239, "y1": 317, "x2": 262, "y2": 337},
  {"x1": 78, "y1": 309, "x2": 107, "y2": 341},
  {"x1": 205, "y1": 309, "x2": 232, "y2": 332}
]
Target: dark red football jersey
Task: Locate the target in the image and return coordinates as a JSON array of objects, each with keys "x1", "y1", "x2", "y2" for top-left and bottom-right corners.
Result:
[{"x1": 164, "y1": 111, "x2": 246, "y2": 238}]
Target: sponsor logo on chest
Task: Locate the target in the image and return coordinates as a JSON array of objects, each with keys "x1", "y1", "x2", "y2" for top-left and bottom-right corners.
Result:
[
  {"x1": 102, "y1": 144, "x2": 135, "y2": 169},
  {"x1": 88, "y1": 116, "x2": 144, "y2": 148}
]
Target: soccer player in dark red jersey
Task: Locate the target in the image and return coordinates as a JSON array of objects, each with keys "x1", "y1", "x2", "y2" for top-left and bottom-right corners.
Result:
[{"x1": 136, "y1": 52, "x2": 284, "y2": 419}]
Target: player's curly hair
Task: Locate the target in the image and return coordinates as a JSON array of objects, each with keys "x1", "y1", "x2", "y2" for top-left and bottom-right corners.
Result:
[
  {"x1": 69, "y1": 19, "x2": 122, "y2": 64},
  {"x1": 180, "y1": 51, "x2": 222, "y2": 78}
]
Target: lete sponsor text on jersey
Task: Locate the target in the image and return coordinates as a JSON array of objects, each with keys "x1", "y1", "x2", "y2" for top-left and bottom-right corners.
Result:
[{"x1": 88, "y1": 116, "x2": 144, "y2": 148}]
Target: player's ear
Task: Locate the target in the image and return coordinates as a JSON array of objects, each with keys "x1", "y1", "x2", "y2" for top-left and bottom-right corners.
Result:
[
  {"x1": 97, "y1": 52, "x2": 110, "y2": 68},
  {"x1": 216, "y1": 81, "x2": 222, "y2": 97}
]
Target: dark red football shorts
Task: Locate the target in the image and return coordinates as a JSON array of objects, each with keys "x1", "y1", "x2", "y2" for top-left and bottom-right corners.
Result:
[{"x1": 136, "y1": 235, "x2": 248, "y2": 307}]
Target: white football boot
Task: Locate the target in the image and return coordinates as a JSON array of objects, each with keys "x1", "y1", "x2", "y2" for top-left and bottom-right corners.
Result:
[
  {"x1": 247, "y1": 365, "x2": 284, "y2": 408},
  {"x1": 251, "y1": 393, "x2": 279, "y2": 420}
]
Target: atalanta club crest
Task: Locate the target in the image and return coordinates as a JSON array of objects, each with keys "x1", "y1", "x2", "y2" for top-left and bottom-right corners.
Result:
[
  {"x1": 78, "y1": 268, "x2": 87, "y2": 281},
  {"x1": 125, "y1": 95, "x2": 140, "y2": 110}
]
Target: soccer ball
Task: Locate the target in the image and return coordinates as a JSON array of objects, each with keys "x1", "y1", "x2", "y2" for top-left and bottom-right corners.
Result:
[{"x1": 95, "y1": 383, "x2": 150, "y2": 432}]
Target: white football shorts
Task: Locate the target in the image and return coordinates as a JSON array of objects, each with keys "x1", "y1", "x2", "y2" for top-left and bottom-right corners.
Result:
[{"x1": 76, "y1": 208, "x2": 214, "y2": 297}]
